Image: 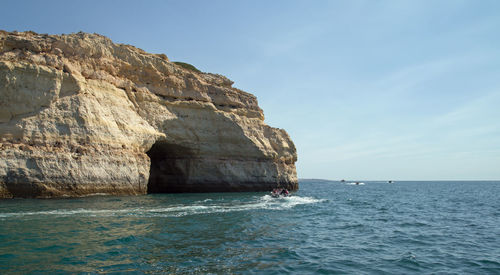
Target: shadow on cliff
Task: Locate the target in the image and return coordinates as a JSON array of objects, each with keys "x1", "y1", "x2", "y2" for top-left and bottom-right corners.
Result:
[
  {"x1": 146, "y1": 141, "x2": 194, "y2": 193},
  {"x1": 144, "y1": 100, "x2": 298, "y2": 193}
]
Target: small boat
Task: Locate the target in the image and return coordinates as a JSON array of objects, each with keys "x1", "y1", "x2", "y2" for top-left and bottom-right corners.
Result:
[
  {"x1": 271, "y1": 188, "x2": 289, "y2": 198},
  {"x1": 347, "y1": 182, "x2": 365, "y2": 185}
]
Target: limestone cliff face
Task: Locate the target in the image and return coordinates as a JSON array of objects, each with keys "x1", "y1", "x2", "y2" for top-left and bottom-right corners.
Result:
[{"x1": 0, "y1": 31, "x2": 297, "y2": 198}]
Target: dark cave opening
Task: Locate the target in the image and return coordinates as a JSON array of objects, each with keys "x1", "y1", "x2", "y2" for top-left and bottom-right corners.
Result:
[{"x1": 146, "y1": 141, "x2": 193, "y2": 193}]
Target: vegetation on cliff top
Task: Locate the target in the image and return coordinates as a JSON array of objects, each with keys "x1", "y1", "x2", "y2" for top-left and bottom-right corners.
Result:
[{"x1": 173, "y1": 61, "x2": 201, "y2": 73}]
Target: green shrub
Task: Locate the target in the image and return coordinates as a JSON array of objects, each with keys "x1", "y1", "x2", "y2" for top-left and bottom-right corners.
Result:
[{"x1": 173, "y1": 61, "x2": 201, "y2": 73}]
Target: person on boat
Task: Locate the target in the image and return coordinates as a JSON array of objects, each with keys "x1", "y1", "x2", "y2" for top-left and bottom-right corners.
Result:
[{"x1": 280, "y1": 189, "x2": 289, "y2": 196}]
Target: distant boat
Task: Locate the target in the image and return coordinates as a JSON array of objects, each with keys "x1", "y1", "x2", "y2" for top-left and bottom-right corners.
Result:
[
  {"x1": 340, "y1": 179, "x2": 346, "y2": 182},
  {"x1": 347, "y1": 182, "x2": 365, "y2": 185},
  {"x1": 388, "y1": 180, "x2": 394, "y2": 183}
]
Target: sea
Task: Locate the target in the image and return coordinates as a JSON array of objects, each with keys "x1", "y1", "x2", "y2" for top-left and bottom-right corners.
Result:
[{"x1": 0, "y1": 180, "x2": 499, "y2": 274}]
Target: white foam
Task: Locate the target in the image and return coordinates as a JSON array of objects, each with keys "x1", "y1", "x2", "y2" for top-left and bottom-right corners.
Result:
[
  {"x1": 0, "y1": 208, "x2": 144, "y2": 218},
  {"x1": 0, "y1": 195, "x2": 325, "y2": 219}
]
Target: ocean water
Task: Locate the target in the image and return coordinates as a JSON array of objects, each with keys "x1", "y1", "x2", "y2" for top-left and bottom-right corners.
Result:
[{"x1": 1, "y1": 180, "x2": 499, "y2": 274}]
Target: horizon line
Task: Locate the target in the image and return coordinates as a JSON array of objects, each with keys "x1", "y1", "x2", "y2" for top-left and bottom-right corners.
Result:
[{"x1": 298, "y1": 178, "x2": 500, "y2": 182}]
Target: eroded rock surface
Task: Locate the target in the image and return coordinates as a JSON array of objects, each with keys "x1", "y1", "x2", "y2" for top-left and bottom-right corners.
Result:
[{"x1": 0, "y1": 30, "x2": 297, "y2": 198}]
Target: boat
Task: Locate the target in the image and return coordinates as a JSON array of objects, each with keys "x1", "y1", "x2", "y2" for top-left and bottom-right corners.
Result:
[
  {"x1": 271, "y1": 188, "x2": 289, "y2": 198},
  {"x1": 347, "y1": 181, "x2": 365, "y2": 185}
]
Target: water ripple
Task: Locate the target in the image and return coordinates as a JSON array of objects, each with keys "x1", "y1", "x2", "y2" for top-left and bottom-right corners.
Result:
[{"x1": 0, "y1": 181, "x2": 499, "y2": 274}]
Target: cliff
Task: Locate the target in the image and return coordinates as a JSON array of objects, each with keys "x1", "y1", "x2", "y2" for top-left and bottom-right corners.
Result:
[{"x1": 0, "y1": 30, "x2": 297, "y2": 198}]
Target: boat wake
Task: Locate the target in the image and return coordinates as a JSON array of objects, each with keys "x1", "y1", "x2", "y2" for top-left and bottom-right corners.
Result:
[{"x1": 0, "y1": 195, "x2": 325, "y2": 219}]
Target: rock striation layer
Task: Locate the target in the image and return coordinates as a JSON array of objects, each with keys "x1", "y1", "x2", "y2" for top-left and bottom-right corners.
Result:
[{"x1": 0, "y1": 30, "x2": 297, "y2": 198}]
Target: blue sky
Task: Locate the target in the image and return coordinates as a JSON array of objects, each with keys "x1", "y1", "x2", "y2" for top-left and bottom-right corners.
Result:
[{"x1": 2, "y1": 0, "x2": 499, "y2": 180}]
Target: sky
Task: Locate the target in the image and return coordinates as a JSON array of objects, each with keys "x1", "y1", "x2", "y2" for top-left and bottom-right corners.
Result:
[{"x1": 1, "y1": 0, "x2": 499, "y2": 180}]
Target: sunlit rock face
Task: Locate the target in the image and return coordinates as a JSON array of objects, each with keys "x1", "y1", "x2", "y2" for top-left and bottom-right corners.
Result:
[{"x1": 0, "y1": 30, "x2": 298, "y2": 198}]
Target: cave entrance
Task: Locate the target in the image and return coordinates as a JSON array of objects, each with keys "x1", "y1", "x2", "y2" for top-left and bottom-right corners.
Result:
[{"x1": 146, "y1": 141, "x2": 193, "y2": 193}]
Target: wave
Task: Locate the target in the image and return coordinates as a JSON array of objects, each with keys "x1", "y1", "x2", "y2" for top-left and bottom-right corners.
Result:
[{"x1": 0, "y1": 195, "x2": 324, "y2": 219}]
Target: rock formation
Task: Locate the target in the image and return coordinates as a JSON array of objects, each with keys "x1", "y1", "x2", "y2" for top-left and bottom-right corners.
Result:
[{"x1": 0, "y1": 30, "x2": 297, "y2": 198}]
